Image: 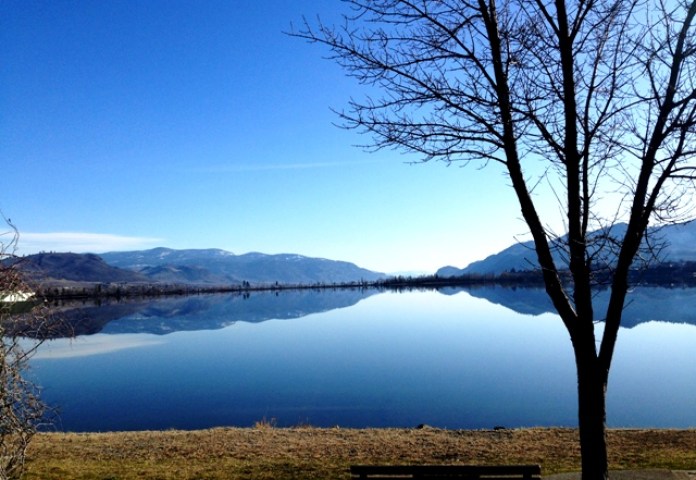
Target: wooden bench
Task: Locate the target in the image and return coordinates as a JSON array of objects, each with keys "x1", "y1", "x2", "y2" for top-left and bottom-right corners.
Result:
[{"x1": 350, "y1": 464, "x2": 541, "y2": 479}]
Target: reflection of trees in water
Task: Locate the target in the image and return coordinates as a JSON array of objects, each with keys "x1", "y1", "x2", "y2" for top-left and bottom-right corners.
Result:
[
  {"x1": 19, "y1": 288, "x2": 379, "y2": 338},
  {"x1": 449, "y1": 286, "x2": 696, "y2": 328},
  {"x1": 21, "y1": 285, "x2": 696, "y2": 339}
]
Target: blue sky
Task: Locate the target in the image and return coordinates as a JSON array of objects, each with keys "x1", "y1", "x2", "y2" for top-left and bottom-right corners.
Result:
[{"x1": 1, "y1": 0, "x2": 534, "y2": 274}]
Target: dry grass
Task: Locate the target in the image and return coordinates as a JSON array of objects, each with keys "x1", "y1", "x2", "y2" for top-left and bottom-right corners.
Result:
[{"x1": 24, "y1": 427, "x2": 696, "y2": 479}]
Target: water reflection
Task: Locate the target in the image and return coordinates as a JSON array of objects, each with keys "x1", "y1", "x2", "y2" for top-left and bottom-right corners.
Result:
[
  {"x1": 30, "y1": 287, "x2": 696, "y2": 431},
  {"x1": 457, "y1": 285, "x2": 696, "y2": 327},
  {"x1": 41, "y1": 287, "x2": 378, "y2": 337},
  {"x1": 39, "y1": 285, "x2": 696, "y2": 340}
]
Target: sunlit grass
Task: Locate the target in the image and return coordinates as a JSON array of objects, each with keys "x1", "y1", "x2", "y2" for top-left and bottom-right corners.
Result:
[{"x1": 24, "y1": 427, "x2": 696, "y2": 479}]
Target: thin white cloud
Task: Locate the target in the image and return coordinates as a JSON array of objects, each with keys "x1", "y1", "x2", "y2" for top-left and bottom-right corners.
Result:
[
  {"x1": 191, "y1": 158, "x2": 386, "y2": 173},
  {"x1": 17, "y1": 232, "x2": 164, "y2": 254}
]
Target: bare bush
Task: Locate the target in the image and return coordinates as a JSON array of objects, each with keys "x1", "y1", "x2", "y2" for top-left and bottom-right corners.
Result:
[{"x1": 0, "y1": 219, "x2": 50, "y2": 479}]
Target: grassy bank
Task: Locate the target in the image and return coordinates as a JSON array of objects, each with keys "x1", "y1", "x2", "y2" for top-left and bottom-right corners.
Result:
[{"x1": 24, "y1": 427, "x2": 696, "y2": 479}]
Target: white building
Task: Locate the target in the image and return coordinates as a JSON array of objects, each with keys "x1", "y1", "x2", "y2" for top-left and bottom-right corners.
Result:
[{"x1": 0, "y1": 291, "x2": 35, "y2": 303}]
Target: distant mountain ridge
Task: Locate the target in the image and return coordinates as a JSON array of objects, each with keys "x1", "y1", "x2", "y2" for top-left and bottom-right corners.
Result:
[
  {"x1": 437, "y1": 221, "x2": 696, "y2": 276},
  {"x1": 11, "y1": 248, "x2": 386, "y2": 286},
  {"x1": 12, "y1": 252, "x2": 148, "y2": 284},
  {"x1": 99, "y1": 247, "x2": 386, "y2": 284}
]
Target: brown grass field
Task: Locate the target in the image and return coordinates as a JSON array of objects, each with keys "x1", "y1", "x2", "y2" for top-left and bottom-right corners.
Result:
[{"x1": 24, "y1": 427, "x2": 696, "y2": 479}]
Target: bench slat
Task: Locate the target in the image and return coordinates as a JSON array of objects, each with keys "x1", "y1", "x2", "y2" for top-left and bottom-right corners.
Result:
[
  {"x1": 350, "y1": 464, "x2": 541, "y2": 479},
  {"x1": 352, "y1": 477, "x2": 539, "y2": 480}
]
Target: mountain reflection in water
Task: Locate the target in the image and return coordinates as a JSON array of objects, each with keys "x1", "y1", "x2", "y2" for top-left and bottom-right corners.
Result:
[
  {"x1": 454, "y1": 285, "x2": 696, "y2": 328},
  {"x1": 39, "y1": 285, "x2": 696, "y2": 339},
  {"x1": 42, "y1": 288, "x2": 379, "y2": 337},
  {"x1": 29, "y1": 287, "x2": 696, "y2": 432}
]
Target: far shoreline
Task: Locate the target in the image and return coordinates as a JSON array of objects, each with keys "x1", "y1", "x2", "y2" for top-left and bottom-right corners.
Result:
[{"x1": 29, "y1": 263, "x2": 696, "y2": 303}]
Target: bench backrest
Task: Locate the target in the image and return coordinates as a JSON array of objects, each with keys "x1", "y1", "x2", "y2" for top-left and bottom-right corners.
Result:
[{"x1": 350, "y1": 464, "x2": 542, "y2": 479}]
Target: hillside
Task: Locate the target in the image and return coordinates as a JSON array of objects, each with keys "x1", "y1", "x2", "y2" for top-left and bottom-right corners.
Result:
[
  {"x1": 10, "y1": 248, "x2": 385, "y2": 287},
  {"x1": 98, "y1": 247, "x2": 386, "y2": 285},
  {"x1": 438, "y1": 221, "x2": 696, "y2": 277},
  {"x1": 10, "y1": 252, "x2": 148, "y2": 284}
]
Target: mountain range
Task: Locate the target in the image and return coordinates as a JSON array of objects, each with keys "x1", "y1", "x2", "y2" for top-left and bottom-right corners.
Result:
[
  {"x1": 437, "y1": 221, "x2": 696, "y2": 277},
  {"x1": 14, "y1": 248, "x2": 386, "y2": 286},
  {"x1": 99, "y1": 247, "x2": 385, "y2": 284},
  {"x1": 12, "y1": 220, "x2": 696, "y2": 287}
]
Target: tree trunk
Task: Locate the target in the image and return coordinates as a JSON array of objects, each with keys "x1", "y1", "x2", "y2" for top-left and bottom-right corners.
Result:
[{"x1": 576, "y1": 353, "x2": 609, "y2": 480}]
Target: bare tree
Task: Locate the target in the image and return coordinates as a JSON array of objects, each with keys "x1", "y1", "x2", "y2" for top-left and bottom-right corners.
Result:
[
  {"x1": 293, "y1": 1, "x2": 696, "y2": 478},
  {"x1": 0, "y1": 219, "x2": 49, "y2": 479}
]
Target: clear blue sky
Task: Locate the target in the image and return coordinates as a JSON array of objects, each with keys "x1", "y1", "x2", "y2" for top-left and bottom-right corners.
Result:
[{"x1": 1, "y1": 0, "x2": 535, "y2": 274}]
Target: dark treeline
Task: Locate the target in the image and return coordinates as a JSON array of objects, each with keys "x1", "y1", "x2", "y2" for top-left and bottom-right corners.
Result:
[
  {"x1": 33, "y1": 279, "x2": 380, "y2": 302},
  {"x1": 384, "y1": 262, "x2": 696, "y2": 290},
  {"x1": 30, "y1": 260, "x2": 696, "y2": 302}
]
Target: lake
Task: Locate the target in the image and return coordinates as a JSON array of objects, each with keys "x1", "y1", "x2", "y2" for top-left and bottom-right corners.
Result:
[{"x1": 29, "y1": 286, "x2": 696, "y2": 432}]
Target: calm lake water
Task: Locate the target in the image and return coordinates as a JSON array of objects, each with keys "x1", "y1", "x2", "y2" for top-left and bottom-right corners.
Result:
[{"x1": 30, "y1": 287, "x2": 696, "y2": 432}]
